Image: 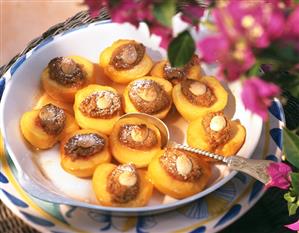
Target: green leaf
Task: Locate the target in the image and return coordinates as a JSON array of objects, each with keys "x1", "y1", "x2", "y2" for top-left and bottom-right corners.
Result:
[
  {"x1": 153, "y1": 0, "x2": 176, "y2": 27},
  {"x1": 283, "y1": 128, "x2": 299, "y2": 168},
  {"x1": 284, "y1": 192, "x2": 296, "y2": 203},
  {"x1": 168, "y1": 30, "x2": 195, "y2": 67},
  {"x1": 290, "y1": 172, "x2": 299, "y2": 195},
  {"x1": 247, "y1": 62, "x2": 262, "y2": 76},
  {"x1": 262, "y1": 71, "x2": 299, "y2": 99},
  {"x1": 288, "y1": 202, "x2": 299, "y2": 216}
]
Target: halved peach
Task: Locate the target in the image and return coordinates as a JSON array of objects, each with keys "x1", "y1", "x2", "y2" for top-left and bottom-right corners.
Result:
[
  {"x1": 60, "y1": 129, "x2": 111, "y2": 178},
  {"x1": 99, "y1": 39, "x2": 153, "y2": 84},
  {"x1": 110, "y1": 117, "x2": 162, "y2": 168},
  {"x1": 20, "y1": 109, "x2": 79, "y2": 149},
  {"x1": 148, "y1": 149, "x2": 212, "y2": 199},
  {"x1": 41, "y1": 56, "x2": 98, "y2": 103},
  {"x1": 123, "y1": 76, "x2": 173, "y2": 119},
  {"x1": 172, "y1": 76, "x2": 228, "y2": 122},
  {"x1": 150, "y1": 59, "x2": 202, "y2": 83},
  {"x1": 74, "y1": 84, "x2": 122, "y2": 135},
  {"x1": 187, "y1": 117, "x2": 246, "y2": 157},
  {"x1": 92, "y1": 163, "x2": 153, "y2": 207}
]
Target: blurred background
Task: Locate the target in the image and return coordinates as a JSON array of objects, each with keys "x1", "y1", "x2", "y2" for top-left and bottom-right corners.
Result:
[{"x1": 1, "y1": 0, "x2": 87, "y2": 66}]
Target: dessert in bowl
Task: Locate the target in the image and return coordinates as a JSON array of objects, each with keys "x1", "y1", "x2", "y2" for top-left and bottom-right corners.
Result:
[{"x1": 0, "y1": 22, "x2": 262, "y2": 215}]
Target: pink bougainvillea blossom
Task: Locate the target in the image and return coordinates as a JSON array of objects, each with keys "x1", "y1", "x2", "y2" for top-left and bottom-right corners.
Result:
[
  {"x1": 197, "y1": 35, "x2": 229, "y2": 63},
  {"x1": 149, "y1": 22, "x2": 173, "y2": 49},
  {"x1": 110, "y1": 0, "x2": 154, "y2": 27},
  {"x1": 219, "y1": 44, "x2": 255, "y2": 81},
  {"x1": 265, "y1": 162, "x2": 291, "y2": 189},
  {"x1": 285, "y1": 6, "x2": 299, "y2": 38},
  {"x1": 197, "y1": 0, "x2": 288, "y2": 84},
  {"x1": 84, "y1": 0, "x2": 108, "y2": 18},
  {"x1": 241, "y1": 77, "x2": 280, "y2": 120},
  {"x1": 109, "y1": 0, "x2": 172, "y2": 48},
  {"x1": 285, "y1": 219, "x2": 299, "y2": 231},
  {"x1": 212, "y1": 0, "x2": 286, "y2": 48},
  {"x1": 180, "y1": 4, "x2": 205, "y2": 30},
  {"x1": 198, "y1": 36, "x2": 255, "y2": 81},
  {"x1": 266, "y1": 10, "x2": 285, "y2": 39}
]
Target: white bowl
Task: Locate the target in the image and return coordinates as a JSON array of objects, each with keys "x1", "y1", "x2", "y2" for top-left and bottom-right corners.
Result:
[{"x1": 0, "y1": 21, "x2": 262, "y2": 215}]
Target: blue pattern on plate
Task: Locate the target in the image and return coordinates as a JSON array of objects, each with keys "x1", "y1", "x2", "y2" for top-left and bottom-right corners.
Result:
[
  {"x1": 180, "y1": 198, "x2": 209, "y2": 219},
  {"x1": 31, "y1": 196, "x2": 67, "y2": 223},
  {"x1": 266, "y1": 154, "x2": 278, "y2": 162},
  {"x1": 248, "y1": 181, "x2": 264, "y2": 203},
  {"x1": 1, "y1": 189, "x2": 28, "y2": 208},
  {"x1": 0, "y1": 78, "x2": 5, "y2": 100},
  {"x1": 88, "y1": 211, "x2": 111, "y2": 231},
  {"x1": 0, "y1": 171, "x2": 8, "y2": 183},
  {"x1": 235, "y1": 173, "x2": 248, "y2": 184},
  {"x1": 136, "y1": 216, "x2": 157, "y2": 233},
  {"x1": 189, "y1": 226, "x2": 206, "y2": 233},
  {"x1": 9, "y1": 55, "x2": 26, "y2": 76},
  {"x1": 270, "y1": 128, "x2": 283, "y2": 150},
  {"x1": 214, "y1": 204, "x2": 241, "y2": 228},
  {"x1": 268, "y1": 101, "x2": 282, "y2": 121},
  {"x1": 34, "y1": 37, "x2": 54, "y2": 52},
  {"x1": 212, "y1": 182, "x2": 236, "y2": 202},
  {"x1": 20, "y1": 211, "x2": 55, "y2": 227}
]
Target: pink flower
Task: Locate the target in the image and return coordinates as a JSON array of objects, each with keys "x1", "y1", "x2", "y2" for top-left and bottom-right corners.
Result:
[
  {"x1": 110, "y1": 0, "x2": 153, "y2": 27},
  {"x1": 266, "y1": 10, "x2": 285, "y2": 40},
  {"x1": 265, "y1": 162, "x2": 291, "y2": 190},
  {"x1": 180, "y1": 4, "x2": 205, "y2": 30},
  {"x1": 241, "y1": 77, "x2": 280, "y2": 120},
  {"x1": 285, "y1": 6, "x2": 299, "y2": 38},
  {"x1": 197, "y1": 35, "x2": 229, "y2": 63},
  {"x1": 285, "y1": 219, "x2": 299, "y2": 231},
  {"x1": 220, "y1": 45, "x2": 255, "y2": 81},
  {"x1": 198, "y1": 0, "x2": 288, "y2": 83},
  {"x1": 212, "y1": 0, "x2": 286, "y2": 48},
  {"x1": 84, "y1": 0, "x2": 108, "y2": 18},
  {"x1": 109, "y1": 0, "x2": 172, "y2": 49},
  {"x1": 198, "y1": 35, "x2": 255, "y2": 81},
  {"x1": 149, "y1": 22, "x2": 173, "y2": 49}
]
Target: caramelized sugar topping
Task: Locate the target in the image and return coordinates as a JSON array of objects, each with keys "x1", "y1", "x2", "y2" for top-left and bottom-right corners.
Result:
[
  {"x1": 202, "y1": 112, "x2": 231, "y2": 150},
  {"x1": 159, "y1": 148, "x2": 202, "y2": 182},
  {"x1": 128, "y1": 79, "x2": 170, "y2": 114},
  {"x1": 64, "y1": 133, "x2": 105, "y2": 160},
  {"x1": 181, "y1": 79, "x2": 216, "y2": 107},
  {"x1": 48, "y1": 57, "x2": 85, "y2": 87},
  {"x1": 38, "y1": 104, "x2": 66, "y2": 135},
  {"x1": 110, "y1": 43, "x2": 145, "y2": 70},
  {"x1": 107, "y1": 164, "x2": 139, "y2": 203},
  {"x1": 118, "y1": 124, "x2": 158, "y2": 150},
  {"x1": 79, "y1": 91, "x2": 121, "y2": 119},
  {"x1": 163, "y1": 54, "x2": 200, "y2": 85}
]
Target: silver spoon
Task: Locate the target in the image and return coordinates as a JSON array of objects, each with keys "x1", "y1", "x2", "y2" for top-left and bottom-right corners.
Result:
[{"x1": 120, "y1": 113, "x2": 273, "y2": 184}]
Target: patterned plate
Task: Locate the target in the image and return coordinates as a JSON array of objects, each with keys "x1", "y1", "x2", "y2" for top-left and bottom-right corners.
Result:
[{"x1": 0, "y1": 99, "x2": 284, "y2": 233}]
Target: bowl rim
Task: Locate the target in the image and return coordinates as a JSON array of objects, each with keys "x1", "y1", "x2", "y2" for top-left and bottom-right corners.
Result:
[{"x1": 0, "y1": 20, "x2": 263, "y2": 214}]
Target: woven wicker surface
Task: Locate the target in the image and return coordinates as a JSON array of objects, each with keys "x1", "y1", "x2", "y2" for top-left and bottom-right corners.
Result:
[
  {"x1": 0, "y1": 201, "x2": 37, "y2": 233},
  {"x1": 0, "y1": 8, "x2": 299, "y2": 233},
  {"x1": 0, "y1": 9, "x2": 109, "y2": 76}
]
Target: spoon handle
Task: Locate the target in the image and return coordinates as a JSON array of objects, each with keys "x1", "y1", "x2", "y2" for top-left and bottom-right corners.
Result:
[{"x1": 170, "y1": 142, "x2": 272, "y2": 184}]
